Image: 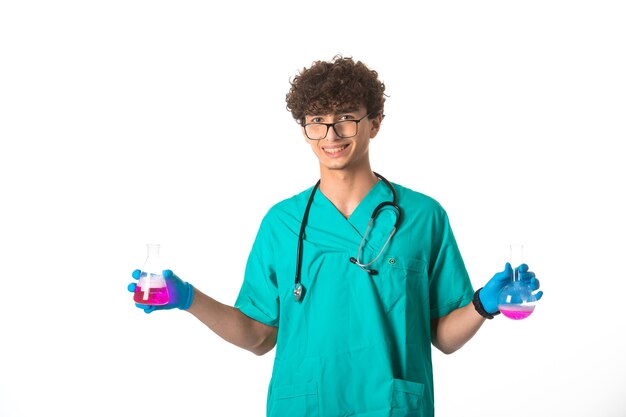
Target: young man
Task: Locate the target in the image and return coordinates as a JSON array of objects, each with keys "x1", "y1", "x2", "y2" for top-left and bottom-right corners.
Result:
[{"x1": 128, "y1": 56, "x2": 542, "y2": 417}]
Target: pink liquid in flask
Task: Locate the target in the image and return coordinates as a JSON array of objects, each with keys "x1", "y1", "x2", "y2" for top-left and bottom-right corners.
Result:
[
  {"x1": 134, "y1": 271, "x2": 170, "y2": 305},
  {"x1": 499, "y1": 304, "x2": 534, "y2": 320}
]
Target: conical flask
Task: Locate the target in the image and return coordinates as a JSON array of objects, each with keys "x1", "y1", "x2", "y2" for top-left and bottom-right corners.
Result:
[{"x1": 133, "y1": 244, "x2": 170, "y2": 305}]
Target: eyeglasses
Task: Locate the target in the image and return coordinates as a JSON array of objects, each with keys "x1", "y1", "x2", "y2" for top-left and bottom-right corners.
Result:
[{"x1": 301, "y1": 113, "x2": 373, "y2": 140}]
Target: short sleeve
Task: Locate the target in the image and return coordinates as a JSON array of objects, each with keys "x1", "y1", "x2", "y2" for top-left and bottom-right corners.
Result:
[
  {"x1": 234, "y1": 215, "x2": 280, "y2": 327},
  {"x1": 428, "y1": 209, "x2": 474, "y2": 319}
]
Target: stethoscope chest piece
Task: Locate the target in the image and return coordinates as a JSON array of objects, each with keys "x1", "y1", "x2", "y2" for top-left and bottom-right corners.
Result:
[{"x1": 294, "y1": 283, "x2": 304, "y2": 302}]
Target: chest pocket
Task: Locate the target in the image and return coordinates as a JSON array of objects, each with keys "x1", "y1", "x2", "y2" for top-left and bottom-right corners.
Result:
[{"x1": 373, "y1": 256, "x2": 427, "y2": 313}]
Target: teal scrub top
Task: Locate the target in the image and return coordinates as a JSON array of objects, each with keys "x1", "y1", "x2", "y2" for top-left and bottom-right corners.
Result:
[{"x1": 235, "y1": 180, "x2": 474, "y2": 417}]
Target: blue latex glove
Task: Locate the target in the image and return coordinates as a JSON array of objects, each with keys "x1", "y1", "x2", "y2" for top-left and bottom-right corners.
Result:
[
  {"x1": 127, "y1": 269, "x2": 194, "y2": 314},
  {"x1": 479, "y1": 263, "x2": 543, "y2": 314}
]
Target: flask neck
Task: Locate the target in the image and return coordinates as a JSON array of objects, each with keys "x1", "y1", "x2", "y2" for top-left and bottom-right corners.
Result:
[
  {"x1": 146, "y1": 244, "x2": 160, "y2": 258},
  {"x1": 144, "y1": 244, "x2": 162, "y2": 273},
  {"x1": 509, "y1": 244, "x2": 524, "y2": 282}
]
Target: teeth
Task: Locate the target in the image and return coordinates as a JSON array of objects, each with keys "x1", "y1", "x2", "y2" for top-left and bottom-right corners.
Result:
[{"x1": 324, "y1": 145, "x2": 348, "y2": 154}]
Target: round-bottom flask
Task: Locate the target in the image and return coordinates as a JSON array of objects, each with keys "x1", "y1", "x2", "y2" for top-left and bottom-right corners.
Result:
[
  {"x1": 497, "y1": 244, "x2": 536, "y2": 320},
  {"x1": 498, "y1": 280, "x2": 536, "y2": 320},
  {"x1": 133, "y1": 244, "x2": 170, "y2": 305}
]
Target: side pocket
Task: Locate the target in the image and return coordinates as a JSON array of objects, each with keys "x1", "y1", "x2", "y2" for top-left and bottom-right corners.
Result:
[
  {"x1": 269, "y1": 382, "x2": 319, "y2": 417},
  {"x1": 391, "y1": 378, "x2": 424, "y2": 417}
]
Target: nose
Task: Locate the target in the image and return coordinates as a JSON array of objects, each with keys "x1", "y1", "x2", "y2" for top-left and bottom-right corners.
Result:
[{"x1": 325, "y1": 124, "x2": 341, "y2": 141}]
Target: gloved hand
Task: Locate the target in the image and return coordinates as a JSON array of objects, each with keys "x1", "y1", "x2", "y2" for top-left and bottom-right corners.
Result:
[
  {"x1": 127, "y1": 269, "x2": 194, "y2": 314},
  {"x1": 479, "y1": 263, "x2": 543, "y2": 314}
]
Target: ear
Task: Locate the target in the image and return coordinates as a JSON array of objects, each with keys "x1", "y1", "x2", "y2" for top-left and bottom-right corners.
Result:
[{"x1": 369, "y1": 113, "x2": 384, "y2": 139}]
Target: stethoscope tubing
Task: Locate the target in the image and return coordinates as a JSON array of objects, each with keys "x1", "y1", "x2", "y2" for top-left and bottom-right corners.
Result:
[{"x1": 294, "y1": 172, "x2": 400, "y2": 301}]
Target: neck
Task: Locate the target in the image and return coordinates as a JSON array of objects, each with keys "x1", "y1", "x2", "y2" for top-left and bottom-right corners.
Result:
[{"x1": 318, "y1": 166, "x2": 378, "y2": 218}]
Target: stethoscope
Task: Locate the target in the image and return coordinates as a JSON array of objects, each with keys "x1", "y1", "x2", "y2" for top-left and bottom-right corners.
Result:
[{"x1": 294, "y1": 172, "x2": 402, "y2": 302}]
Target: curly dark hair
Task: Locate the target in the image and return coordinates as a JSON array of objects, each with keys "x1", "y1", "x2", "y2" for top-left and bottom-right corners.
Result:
[{"x1": 285, "y1": 55, "x2": 386, "y2": 124}]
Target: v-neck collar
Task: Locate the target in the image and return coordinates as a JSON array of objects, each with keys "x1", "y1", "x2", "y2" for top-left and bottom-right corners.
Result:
[{"x1": 314, "y1": 179, "x2": 393, "y2": 238}]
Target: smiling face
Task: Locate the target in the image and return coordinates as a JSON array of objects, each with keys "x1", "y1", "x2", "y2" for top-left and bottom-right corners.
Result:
[{"x1": 302, "y1": 105, "x2": 382, "y2": 173}]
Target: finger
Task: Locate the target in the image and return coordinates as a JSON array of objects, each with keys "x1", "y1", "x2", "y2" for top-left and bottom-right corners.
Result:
[
  {"x1": 163, "y1": 269, "x2": 173, "y2": 279},
  {"x1": 492, "y1": 263, "x2": 513, "y2": 283},
  {"x1": 534, "y1": 290, "x2": 543, "y2": 301},
  {"x1": 128, "y1": 283, "x2": 137, "y2": 292},
  {"x1": 135, "y1": 303, "x2": 154, "y2": 313},
  {"x1": 529, "y1": 277, "x2": 540, "y2": 291},
  {"x1": 132, "y1": 269, "x2": 142, "y2": 280},
  {"x1": 519, "y1": 270, "x2": 536, "y2": 282},
  {"x1": 518, "y1": 263, "x2": 529, "y2": 273}
]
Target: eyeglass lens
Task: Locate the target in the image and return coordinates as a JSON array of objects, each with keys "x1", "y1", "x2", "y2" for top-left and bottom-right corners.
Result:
[{"x1": 305, "y1": 120, "x2": 358, "y2": 140}]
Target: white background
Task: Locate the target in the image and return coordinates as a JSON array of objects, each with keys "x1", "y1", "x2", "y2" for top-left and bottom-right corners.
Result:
[{"x1": 1, "y1": 1, "x2": 625, "y2": 416}]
